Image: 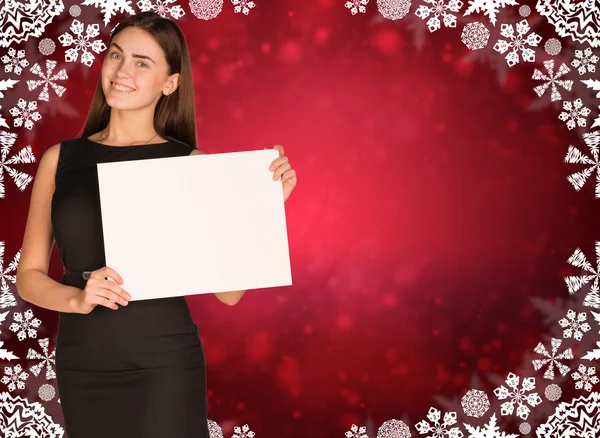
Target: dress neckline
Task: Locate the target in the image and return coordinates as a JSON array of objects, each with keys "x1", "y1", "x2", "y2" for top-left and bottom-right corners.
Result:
[{"x1": 84, "y1": 137, "x2": 172, "y2": 148}]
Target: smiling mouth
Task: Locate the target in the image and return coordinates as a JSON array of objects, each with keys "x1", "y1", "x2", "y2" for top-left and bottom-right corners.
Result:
[{"x1": 110, "y1": 81, "x2": 136, "y2": 92}]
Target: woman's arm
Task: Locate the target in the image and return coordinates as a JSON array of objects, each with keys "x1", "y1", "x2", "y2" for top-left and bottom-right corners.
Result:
[{"x1": 16, "y1": 143, "x2": 82, "y2": 313}]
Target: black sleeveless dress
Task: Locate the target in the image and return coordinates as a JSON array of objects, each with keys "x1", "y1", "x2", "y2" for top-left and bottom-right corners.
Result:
[{"x1": 51, "y1": 137, "x2": 209, "y2": 438}]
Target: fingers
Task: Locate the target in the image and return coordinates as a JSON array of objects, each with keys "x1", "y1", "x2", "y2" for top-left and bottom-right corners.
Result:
[
  {"x1": 103, "y1": 281, "x2": 130, "y2": 306},
  {"x1": 89, "y1": 293, "x2": 120, "y2": 311},
  {"x1": 102, "y1": 266, "x2": 124, "y2": 285},
  {"x1": 274, "y1": 144, "x2": 284, "y2": 156},
  {"x1": 96, "y1": 266, "x2": 129, "y2": 300},
  {"x1": 86, "y1": 283, "x2": 129, "y2": 310},
  {"x1": 88, "y1": 267, "x2": 130, "y2": 309},
  {"x1": 269, "y1": 156, "x2": 289, "y2": 172},
  {"x1": 273, "y1": 162, "x2": 292, "y2": 180}
]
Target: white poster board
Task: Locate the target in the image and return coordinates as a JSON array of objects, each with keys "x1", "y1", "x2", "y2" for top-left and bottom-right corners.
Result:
[{"x1": 96, "y1": 148, "x2": 292, "y2": 301}]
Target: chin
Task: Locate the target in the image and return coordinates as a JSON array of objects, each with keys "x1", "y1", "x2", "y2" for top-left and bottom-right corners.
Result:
[
  {"x1": 105, "y1": 96, "x2": 155, "y2": 112},
  {"x1": 105, "y1": 101, "x2": 139, "y2": 110}
]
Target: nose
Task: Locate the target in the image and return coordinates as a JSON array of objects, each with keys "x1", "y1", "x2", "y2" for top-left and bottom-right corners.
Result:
[{"x1": 116, "y1": 61, "x2": 134, "y2": 78}]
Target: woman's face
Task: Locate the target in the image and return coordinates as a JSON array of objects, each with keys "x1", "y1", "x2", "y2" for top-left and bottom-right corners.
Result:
[{"x1": 101, "y1": 26, "x2": 179, "y2": 110}]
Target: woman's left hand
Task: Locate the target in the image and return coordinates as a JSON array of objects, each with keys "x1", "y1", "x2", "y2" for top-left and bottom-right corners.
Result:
[{"x1": 269, "y1": 144, "x2": 297, "y2": 202}]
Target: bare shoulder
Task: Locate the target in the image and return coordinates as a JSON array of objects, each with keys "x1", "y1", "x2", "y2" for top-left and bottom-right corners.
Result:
[
  {"x1": 41, "y1": 143, "x2": 61, "y2": 189},
  {"x1": 45, "y1": 142, "x2": 61, "y2": 157},
  {"x1": 15, "y1": 142, "x2": 61, "y2": 280},
  {"x1": 189, "y1": 148, "x2": 206, "y2": 156}
]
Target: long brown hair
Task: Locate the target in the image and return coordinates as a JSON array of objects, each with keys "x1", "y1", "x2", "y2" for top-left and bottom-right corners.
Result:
[{"x1": 78, "y1": 11, "x2": 197, "y2": 149}]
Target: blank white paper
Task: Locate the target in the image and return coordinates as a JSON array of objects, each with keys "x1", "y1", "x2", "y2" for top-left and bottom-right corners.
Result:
[{"x1": 96, "y1": 148, "x2": 292, "y2": 301}]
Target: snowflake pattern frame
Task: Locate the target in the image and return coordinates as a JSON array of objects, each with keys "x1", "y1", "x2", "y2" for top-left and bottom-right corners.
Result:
[{"x1": 0, "y1": 0, "x2": 598, "y2": 437}]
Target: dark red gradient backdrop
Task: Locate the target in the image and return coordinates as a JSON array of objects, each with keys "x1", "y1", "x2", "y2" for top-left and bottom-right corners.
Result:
[{"x1": 1, "y1": 0, "x2": 598, "y2": 436}]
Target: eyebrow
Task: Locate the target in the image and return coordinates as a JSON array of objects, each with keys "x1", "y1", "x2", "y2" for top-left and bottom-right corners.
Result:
[{"x1": 109, "y1": 42, "x2": 156, "y2": 65}]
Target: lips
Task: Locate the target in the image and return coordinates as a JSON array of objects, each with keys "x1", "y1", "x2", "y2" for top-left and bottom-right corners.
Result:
[{"x1": 110, "y1": 81, "x2": 136, "y2": 92}]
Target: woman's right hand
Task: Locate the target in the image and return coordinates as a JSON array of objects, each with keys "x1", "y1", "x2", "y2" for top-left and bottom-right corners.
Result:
[{"x1": 74, "y1": 267, "x2": 131, "y2": 314}]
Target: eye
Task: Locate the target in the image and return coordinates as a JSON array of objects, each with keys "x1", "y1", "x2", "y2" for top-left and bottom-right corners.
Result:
[
  {"x1": 138, "y1": 62, "x2": 148, "y2": 68},
  {"x1": 111, "y1": 52, "x2": 120, "y2": 59}
]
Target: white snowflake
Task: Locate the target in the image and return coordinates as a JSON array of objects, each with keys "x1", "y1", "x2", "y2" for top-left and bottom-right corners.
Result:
[
  {"x1": 461, "y1": 22, "x2": 490, "y2": 50},
  {"x1": 582, "y1": 340, "x2": 600, "y2": 360},
  {"x1": 0, "y1": 240, "x2": 24, "y2": 306},
  {"x1": 1, "y1": 48, "x2": 29, "y2": 75},
  {"x1": 26, "y1": 59, "x2": 68, "y2": 102},
  {"x1": 0, "y1": 392, "x2": 64, "y2": 435},
  {"x1": 571, "y1": 47, "x2": 599, "y2": 76},
  {"x1": 232, "y1": 0, "x2": 255, "y2": 15},
  {"x1": 81, "y1": 0, "x2": 136, "y2": 26},
  {"x1": 414, "y1": 0, "x2": 464, "y2": 32},
  {"x1": 377, "y1": 419, "x2": 411, "y2": 438},
  {"x1": 462, "y1": 0, "x2": 518, "y2": 26},
  {"x1": 558, "y1": 309, "x2": 591, "y2": 341},
  {"x1": 537, "y1": 392, "x2": 600, "y2": 437},
  {"x1": 345, "y1": 0, "x2": 369, "y2": 15},
  {"x1": 0, "y1": 107, "x2": 7, "y2": 129},
  {"x1": 0, "y1": 340, "x2": 18, "y2": 361},
  {"x1": 189, "y1": 0, "x2": 224, "y2": 20},
  {"x1": 593, "y1": 107, "x2": 600, "y2": 130},
  {"x1": 415, "y1": 406, "x2": 464, "y2": 437},
  {"x1": 9, "y1": 309, "x2": 42, "y2": 341},
  {"x1": 518, "y1": 422, "x2": 531, "y2": 435},
  {"x1": 532, "y1": 59, "x2": 572, "y2": 101},
  {"x1": 346, "y1": 423, "x2": 368, "y2": 438},
  {"x1": 531, "y1": 338, "x2": 573, "y2": 379},
  {"x1": 0, "y1": 133, "x2": 36, "y2": 200},
  {"x1": 232, "y1": 423, "x2": 255, "y2": 437},
  {"x1": 571, "y1": 364, "x2": 599, "y2": 392},
  {"x1": 0, "y1": 0, "x2": 64, "y2": 48},
  {"x1": 492, "y1": 19, "x2": 542, "y2": 67},
  {"x1": 0, "y1": 310, "x2": 7, "y2": 334},
  {"x1": 582, "y1": 78, "x2": 600, "y2": 99},
  {"x1": 38, "y1": 38, "x2": 56, "y2": 56},
  {"x1": 8, "y1": 98, "x2": 42, "y2": 130},
  {"x1": 137, "y1": 0, "x2": 186, "y2": 19},
  {"x1": 463, "y1": 413, "x2": 518, "y2": 438},
  {"x1": 481, "y1": 349, "x2": 568, "y2": 431},
  {"x1": 544, "y1": 383, "x2": 561, "y2": 401},
  {"x1": 461, "y1": 389, "x2": 490, "y2": 417},
  {"x1": 0, "y1": 78, "x2": 19, "y2": 98},
  {"x1": 541, "y1": 297, "x2": 600, "y2": 390},
  {"x1": 518, "y1": 5, "x2": 530, "y2": 17},
  {"x1": 564, "y1": 242, "x2": 600, "y2": 308},
  {"x1": 38, "y1": 383, "x2": 56, "y2": 401},
  {"x1": 377, "y1": 0, "x2": 411, "y2": 20},
  {"x1": 580, "y1": 312, "x2": 600, "y2": 360},
  {"x1": 208, "y1": 419, "x2": 223, "y2": 437},
  {"x1": 1, "y1": 364, "x2": 29, "y2": 392},
  {"x1": 58, "y1": 19, "x2": 108, "y2": 68},
  {"x1": 26, "y1": 338, "x2": 56, "y2": 380},
  {"x1": 565, "y1": 131, "x2": 600, "y2": 197},
  {"x1": 544, "y1": 38, "x2": 561, "y2": 56},
  {"x1": 462, "y1": 0, "x2": 545, "y2": 84},
  {"x1": 493, "y1": 372, "x2": 542, "y2": 420},
  {"x1": 558, "y1": 98, "x2": 591, "y2": 130},
  {"x1": 536, "y1": 0, "x2": 600, "y2": 48},
  {"x1": 70, "y1": 4, "x2": 82, "y2": 17}
]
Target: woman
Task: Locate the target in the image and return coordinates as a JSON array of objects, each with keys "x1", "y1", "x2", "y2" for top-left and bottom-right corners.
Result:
[{"x1": 15, "y1": 11, "x2": 296, "y2": 437}]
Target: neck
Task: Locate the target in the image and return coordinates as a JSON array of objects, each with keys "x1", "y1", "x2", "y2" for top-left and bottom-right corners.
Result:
[{"x1": 101, "y1": 107, "x2": 158, "y2": 145}]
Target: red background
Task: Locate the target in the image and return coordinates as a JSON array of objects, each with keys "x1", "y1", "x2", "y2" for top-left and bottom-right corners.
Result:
[{"x1": 1, "y1": 0, "x2": 598, "y2": 436}]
